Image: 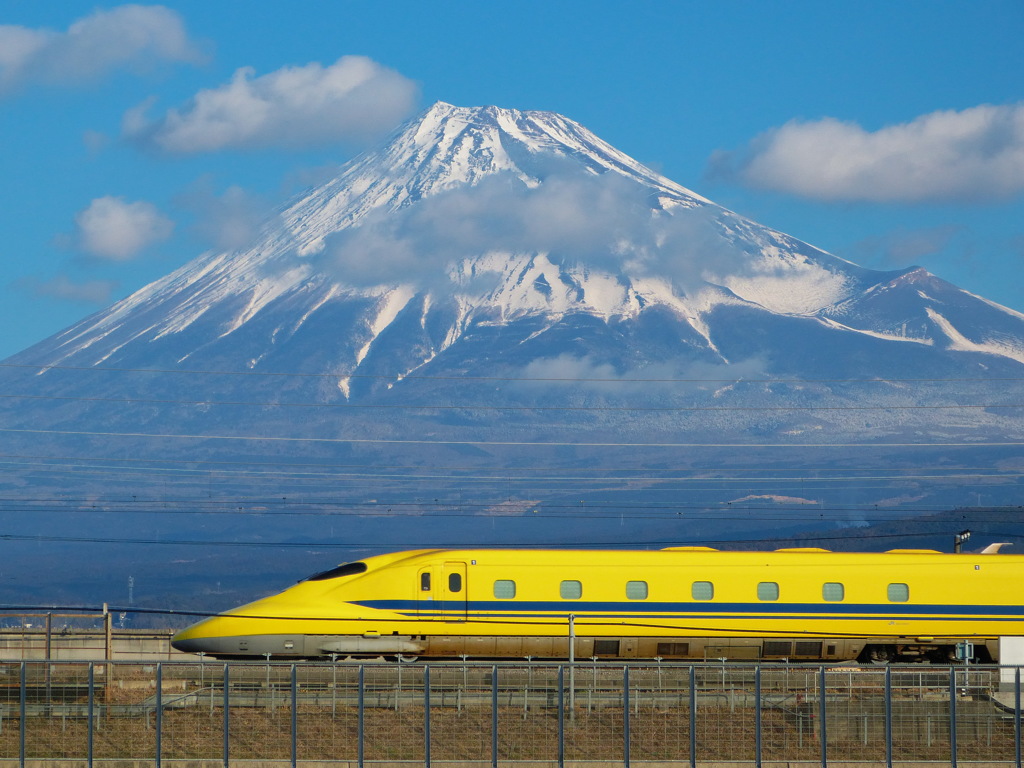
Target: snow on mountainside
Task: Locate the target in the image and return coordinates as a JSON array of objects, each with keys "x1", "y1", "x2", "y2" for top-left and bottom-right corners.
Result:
[
  {"x1": 3, "y1": 102, "x2": 1024, "y2": 608},
  {"x1": 14, "y1": 101, "x2": 1024, "y2": 388}
]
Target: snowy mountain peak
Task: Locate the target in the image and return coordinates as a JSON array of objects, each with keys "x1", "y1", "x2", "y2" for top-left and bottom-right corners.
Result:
[
  {"x1": 10, "y1": 102, "x2": 1024, "y2": 380},
  {"x1": 280, "y1": 101, "x2": 712, "y2": 255},
  {"x1": 4, "y1": 103, "x2": 1024, "y2": 608}
]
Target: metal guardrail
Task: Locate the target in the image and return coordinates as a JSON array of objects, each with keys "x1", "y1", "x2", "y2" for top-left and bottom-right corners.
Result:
[{"x1": 0, "y1": 660, "x2": 1020, "y2": 766}]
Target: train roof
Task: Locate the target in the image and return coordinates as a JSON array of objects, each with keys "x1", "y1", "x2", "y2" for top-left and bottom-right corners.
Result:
[{"x1": 338, "y1": 546, "x2": 1021, "y2": 569}]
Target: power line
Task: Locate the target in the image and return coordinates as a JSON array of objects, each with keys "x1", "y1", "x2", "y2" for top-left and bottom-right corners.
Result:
[
  {"x1": 0, "y1": 494, "x2": 1020, "y2": 521},
  {"x1": 0, "y1": 451, "x2": 1018, "y2": 475},
  {"x1": 1, "y1": 462, "x2": 1020, "y2": 496},
  {"x1": 1, "y1": 453, "x2": 1021, "y2": 484},
  {"x1": 4, "y1": 425, "x2": 1024, "y2": 448},
  {"x1": 0, "y1": 391, "x2": 1021, "y2": 412},
  {"x1": 1, "y1": 528, "x2": 1020, "y2": 550}
]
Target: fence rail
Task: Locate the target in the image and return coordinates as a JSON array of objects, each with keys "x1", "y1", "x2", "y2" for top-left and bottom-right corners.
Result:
[{"x1": 0, "y1": 660, "x2": 1020, "y2": 766}]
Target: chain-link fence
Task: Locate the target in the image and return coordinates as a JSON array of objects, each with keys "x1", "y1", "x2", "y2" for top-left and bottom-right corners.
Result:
[{"x1": 0, "y1": 660, "x2": 1020, "y2": 766}]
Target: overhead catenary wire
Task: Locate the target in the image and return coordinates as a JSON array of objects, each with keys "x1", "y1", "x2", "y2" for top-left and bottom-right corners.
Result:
[
  {"x1": 2, "y1": 499, "x2": 1021, "y2": 521},
  {"x1": 0, "y1": 391, "x2": 1021, "y2": 412},
  {"x1": 0, "y1": 451, "x2": 1019, "y2": 475},
  {"x1": 4, "y1": 425, "x2": 1024, "y2": 448},
  {"x1": 0, "y1": 487, "x2": 1018, "y2": 530},
  {"x1": 4, "y1": 528, "x2": 1020, "y2": 549},
  {"x1": 0, "y1": 465, "x2": 1018, "y2": 500},
  {"x1": 1, "y1": 450, "x2": 1022, "y2": 483}
]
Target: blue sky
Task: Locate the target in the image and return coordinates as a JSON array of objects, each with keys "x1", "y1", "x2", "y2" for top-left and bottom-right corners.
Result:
[{"x1": 1, "y1": 1, "x2": 1022, "y2": 359}]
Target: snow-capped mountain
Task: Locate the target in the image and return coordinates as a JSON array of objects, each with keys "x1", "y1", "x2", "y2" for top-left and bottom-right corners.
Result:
[
  {"x1": 3, "y1": 101, "x2": 1024, "y2": 608},
  {"x1": 11, "y1": 102, "x2": 1024, "y2": 393}
]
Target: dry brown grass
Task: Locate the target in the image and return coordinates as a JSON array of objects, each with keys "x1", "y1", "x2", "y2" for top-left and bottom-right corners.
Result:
[{"x1": 0, "y1": 702, "x2": 1019, "y2": 763}]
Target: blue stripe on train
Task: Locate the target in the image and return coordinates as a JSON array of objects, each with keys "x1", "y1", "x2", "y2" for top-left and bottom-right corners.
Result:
[{"x1": 352, "y1": 598, "x2": 1024, "y2": 621}]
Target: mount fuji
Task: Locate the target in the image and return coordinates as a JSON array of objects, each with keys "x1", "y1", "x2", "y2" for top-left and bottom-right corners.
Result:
[
  {"x1": 13, "y1": 102, "x2": 1024, "y2": 386},
  {"x1": 3, "y1": 103, "x2": 1024, "y2": 608}
]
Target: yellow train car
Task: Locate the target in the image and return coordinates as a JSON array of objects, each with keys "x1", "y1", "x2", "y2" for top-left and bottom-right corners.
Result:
[{"x1": 171, "y1": 546, "x2": 1024, "y2": 663}]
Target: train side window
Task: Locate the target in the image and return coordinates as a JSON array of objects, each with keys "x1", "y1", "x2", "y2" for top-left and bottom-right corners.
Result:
[
  {"x1": 420, "y1": 573, "x2": 431, "y2": 591},
  {"x1": 494, "y1": 579, "x2": 516, "y2": 599},
  {"x1": 448, "y1": 573, "x2": 462, "y2": 593},
  {"x1": 691, "y1": 581, "x2": 714, "y2": 600},
  {"x1": 757, "y1": 582, "x2": 779, "y2": 601},
  {"x1": 822, "y1": 582, "x2": 845, "y2": 602},
  {"x1": 626, "y1": 580, "x2": 648, "y2": 600},
  {"x1": 887, "y1": 583, "x2": 909, "y2": 602},
  {"x1": 560, "y1": 580, "x2": 582, "y2": 599}
]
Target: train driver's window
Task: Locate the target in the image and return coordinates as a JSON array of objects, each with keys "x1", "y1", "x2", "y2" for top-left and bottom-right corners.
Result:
[
  {"x1": 822, "y1": 582, "x2": 845, "y2": 602},
  {"x1": 887, "y1": 583, "x2": 909, "y2": 602},
  {"x1": 626, "y1": 580, "x2": 648, "y2": 599},
  {"x1": 494, "y1": 579, "x2": 516, "y2": 599},
  {"x1": 691, "y1": 581, "x2": 714, "y2": 600},
  {"x1": 757, "y1": 582, "x2": 779, "y2": 601},
  {"x1": 420, "y1": 572, "x2": 431, "y2": 591},
  {"x1": 560, "y1": 580, "x2": 583, "y2": 599}
]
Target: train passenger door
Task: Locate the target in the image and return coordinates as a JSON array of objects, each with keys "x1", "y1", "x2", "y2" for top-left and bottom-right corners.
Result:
[{"x1": 441, "y1": 561, "x2": 468, "y2": 621}]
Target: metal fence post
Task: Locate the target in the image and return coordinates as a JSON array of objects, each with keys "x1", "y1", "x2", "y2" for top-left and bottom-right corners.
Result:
[
  {"x1": 558, "y1": 665, "x2": 565, "y2": 768},
  {"x1": 689, "y1": 665, "x2": 696, "y2": 768},
  {"x1": 358, "y1": 665, "x2": 365, "y2": 768},
  {"x1": 884, "y1": 666, "x2": 893, "y2": 768},
  {"x1": 424, "y1": 664, "x2": 431, "y2": 768},
  {"x1": 755, "y1": 665, "x2": 762, "y2": 768},
  {"x1": 949, "y1": 666, "x2": 958, "y2": 768},
  {"x1": 19, "y1": 661, "x2": 25, "y2": 768},
  {"x1": 491, "y1": 665, "x2": 498, "y2": 768},
  {"x1": 818, "y1": 665, "x2": 827, "y2": 768},
  {"x1": 223, "y1": 663, "x2": 230, "y2": 768},
  {"x1": 623, "y1": 665, "x2": 630, "y2": 768},
  {"x1": 88, "y1": 662, "x2": 95, "y2": 768},
  {"x1": 1015, "y1": 667, "x2": 1021, "y2": 768},
  {"x1": 291, "y1": 664, "x2": 298, "y2": 768},
  {"x1": 155, "y1": 663, "x2": 162, "y2": 768}
]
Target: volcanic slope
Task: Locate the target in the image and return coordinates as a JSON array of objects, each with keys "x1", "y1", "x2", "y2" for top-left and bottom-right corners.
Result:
[
  {"x1": 5, "y1": 102, "x2": 1023, "y2": 440},
  {"x1": 3, "y1": 102, "x2": 1024, "y2": 607}
]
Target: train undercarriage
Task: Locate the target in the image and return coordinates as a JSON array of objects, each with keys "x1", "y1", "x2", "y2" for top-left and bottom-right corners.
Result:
[{"x1": 184, "y1": 632, "x2": 999, "y2": 663}]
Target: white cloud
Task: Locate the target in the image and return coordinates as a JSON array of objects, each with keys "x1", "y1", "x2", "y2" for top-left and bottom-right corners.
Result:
[
  {"x1": 321, "y1": 170, "x2": 657, "y2": 288},
  {"x1": 26, "y1": 275, "x2": 118, "y2": 304},
  {"x1": 124, "y1": 55, "x2": 419, "y2": 153},
  {"x1": 0, "y1": 5, "x2": 202, "y2": 93},
  {"x1": 515, "y1": 354, "x2": 768, "y2": 394},
  {"x1": 75, "y1": 196, "x2": 174, "y2": 260},
  {"x1": 321, "y1": 168, "x2": 753, "y2": 294},
  {"x1": 711, "y1": 103, "x2": 1024, "y2": 203}
]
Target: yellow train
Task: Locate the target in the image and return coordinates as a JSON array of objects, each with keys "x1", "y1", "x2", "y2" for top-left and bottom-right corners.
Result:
[{"x1": 171, "y1": 546, "x2": 1024, "y2": 663}]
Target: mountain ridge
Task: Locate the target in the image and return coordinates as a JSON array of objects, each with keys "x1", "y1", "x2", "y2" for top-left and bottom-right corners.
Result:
[
  {"x1": 13, "y1": 103, "x2": 1024, "y2": 384},
  {"x1": 1, "y1": 102, "x2": 1023, "y2": 608}
]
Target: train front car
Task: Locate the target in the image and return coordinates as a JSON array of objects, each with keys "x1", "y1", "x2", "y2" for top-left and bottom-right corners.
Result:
[
  {"x1": 171, "y1": 546, "x2": 1024, "y2": 663},
  {"x1": 171, "y1": 550, "x2": 435, "y2": 659}
]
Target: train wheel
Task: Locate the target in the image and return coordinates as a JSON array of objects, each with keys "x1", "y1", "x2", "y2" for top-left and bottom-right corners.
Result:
[
  {"x1": 861, "y1": 645, "x2": 896, "y2": 664},
  {"x1": 396, "y1": 654, "x2": 419, "y2": 663}
]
